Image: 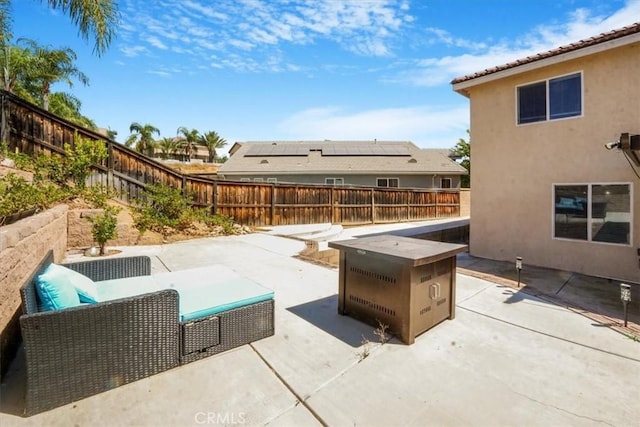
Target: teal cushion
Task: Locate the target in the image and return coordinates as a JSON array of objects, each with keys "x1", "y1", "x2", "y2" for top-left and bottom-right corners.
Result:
[
  {"x1": 150, "y1": 267, "x2": 274, "y2": 322},
  {"x1": 36, "y1": 265, "x2": 83, "y2": 311},
  {"x1": 95, "y1": 266, "x2": 274, "y2": 322},
  {"x1": 50, "y1": 264, "x2": 99, "y2": 303},
  {"x1": 175, "y1": 278, "x2": 274, "y2": 322}
]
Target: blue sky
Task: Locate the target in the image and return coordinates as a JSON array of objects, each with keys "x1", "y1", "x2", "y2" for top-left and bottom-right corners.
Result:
[{"x1": 10, "y1": 0, "x2": 640, "y2": 154}]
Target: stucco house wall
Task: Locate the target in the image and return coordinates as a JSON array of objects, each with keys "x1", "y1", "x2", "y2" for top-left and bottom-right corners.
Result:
[{"x1": 460, "y1": 34, "x2": 639, "y2": 282}]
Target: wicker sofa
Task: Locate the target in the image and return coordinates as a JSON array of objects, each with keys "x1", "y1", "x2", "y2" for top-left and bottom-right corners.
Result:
[{"x1": 19, "y1": 251, "x2": 275, "y2": 416}]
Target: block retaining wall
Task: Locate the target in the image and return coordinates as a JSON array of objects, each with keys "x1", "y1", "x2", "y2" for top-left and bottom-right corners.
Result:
[{"x1": 0, "y1": 205, "x2": 68, "y2": 378}]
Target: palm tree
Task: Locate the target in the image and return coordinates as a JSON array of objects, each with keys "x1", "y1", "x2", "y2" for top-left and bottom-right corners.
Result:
[
  {"x1": 41, "y1": 0, "x2": 119, "y2": 56},
  {"x1": 48, "y1": 92, "x2": 96, "y2": 129},
  {"x1": 0, "y1": 44, "x2": 30, "y2": 95},
  {"x1": 176, "y1": 126, "x2": 199, "y2": 162},
  {"x1": 19, "y1": 39, "x2": 89, "y2": 111},
  {"x1": 125, "y1": 122, "x2": 159, "y2": 156},
  {"x1": 105, "y1": 128, "x2": 117, "y2": 140},
  {"x1": 198, "y1": 131, "x2": 227, "y2": 163},
  {"x1": 157, "y1": 137, "x2": 179, "y2": 160},
  {"x1": 1, "y1": 1, "x2": 118, "y2": 57},
  {"x1": 1, "y1": 0, "x2": 14, "y2": 91}
]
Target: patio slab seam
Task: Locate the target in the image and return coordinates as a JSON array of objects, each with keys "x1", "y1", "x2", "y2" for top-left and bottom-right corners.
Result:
[{"x1": 249, "y1": 343, "x2": 328, "y2": 427}]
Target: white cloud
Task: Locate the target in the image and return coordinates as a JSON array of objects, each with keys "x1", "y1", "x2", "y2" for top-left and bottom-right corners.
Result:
[
  {"x1": 399, "y1": 0, "x2": 640, "y2": 86},
  {"x1": 120, "y1": 45, "x2": 148, "y2": 57},
  {"x1": 147, "y1": 69, "x2": 172, "y2": 77},
  {"x1": 278, "y1": 105, "x2": 469, "y2": 148},
  {"x1": 118, "y1": 0, "x2": 413, "y2": 73},
  {"x1": 145, "y1": 36, "x2": 167, "y2": 50},
  {"x1": 182, "y1": 0, "x2": 229, "y2": 21},
  {"x1": 116, "y1": 0, "x2": 639, "y2": 78}
]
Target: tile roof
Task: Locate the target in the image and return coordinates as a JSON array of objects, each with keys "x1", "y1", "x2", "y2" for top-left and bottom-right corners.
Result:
[
  {"x1": 451, "y1": 22, "x2": 640, "y2": 85},
  {"x1": 217, "y1": 141, "x2": 467, "y2": 175}
]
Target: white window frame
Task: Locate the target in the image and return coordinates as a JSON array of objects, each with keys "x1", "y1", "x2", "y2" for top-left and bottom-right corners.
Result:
[
  {"x1": 377, "y1": 177, "x2": 399, "y2": 188},
  {"x1": 552, "y1": 182, "x2": 632, "y2": 246},
  {"x1": 516, "y1": 71, "x2": 583, "y2": 125},
  {"x1": 441, "y1": 178, "x2": 452, "y2": 189},
  {"x1": 325, "y1": 177, "x2": 344, "y2": 186},
  {"x1": 266, "y1": 178, "x2": 277, "y2": 183},
  {"x1": 240, "y1": 178, "x2": 251, "y2": 182},
  {"x1": 254, "y1": 178, "x2": 264, "y2": 182}
]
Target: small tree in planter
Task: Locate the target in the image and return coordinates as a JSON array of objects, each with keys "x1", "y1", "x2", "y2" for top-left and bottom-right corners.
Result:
[{"x1": 87, "y1": 205, "x2": 120, "y2": 255}]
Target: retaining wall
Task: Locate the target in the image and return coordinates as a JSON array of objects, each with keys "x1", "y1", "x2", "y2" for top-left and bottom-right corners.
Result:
[{"x1": 0, "y1": 205, "x2": 68, "y2": 378}]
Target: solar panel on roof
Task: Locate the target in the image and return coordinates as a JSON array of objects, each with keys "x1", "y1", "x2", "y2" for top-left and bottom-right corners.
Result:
[
  {"x1": 245, "y1": 144, "x2": 310, "y2": 156},
  {"x1": 245, "y1": 142, "x2": 411, "y2": 157},
  {"x1": 321, "y1": 144, "x2": 411, "y2": 156}
]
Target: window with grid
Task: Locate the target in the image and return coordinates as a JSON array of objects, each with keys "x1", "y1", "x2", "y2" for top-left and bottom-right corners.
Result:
[
  {"x1": 518, "y1": 73, "x2": 582, "y2": 124},
  {"x1": 377, "y1": 178, "x2": 399, "y2": 188},
  {"x1": 325, "y1": 177, "x2": 344, "y2": 185},
  {"x1": 553, "y1": 183, "x2": 631, "y2": 245}
]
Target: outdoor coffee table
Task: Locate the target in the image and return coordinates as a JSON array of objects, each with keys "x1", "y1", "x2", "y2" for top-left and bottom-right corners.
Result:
[{"x1": 329, "y1": 235, "x2": 467, "y2": 344}]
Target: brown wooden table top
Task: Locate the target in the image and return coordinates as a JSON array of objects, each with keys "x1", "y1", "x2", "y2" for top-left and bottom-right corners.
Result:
[{"x1": 328, "y1": 235, "x2": 468, "y2": 267}]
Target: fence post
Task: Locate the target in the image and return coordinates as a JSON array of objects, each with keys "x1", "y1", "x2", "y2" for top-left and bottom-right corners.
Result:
[
  {"x1": 212, "y1": 181, "x2": 218, "y2": 215},
  {"x1": 331, "y1": 187, "x2": 337, "y2": 224},
  {"x1": 371, "y1": 188, "x2": 375, "y2": 224},
  {"x1": 107, "y1": 141, "x2": 114, "y2": 188},
  {"x1": 271, "y1": 183, "x2": 276, "y2": 225}
]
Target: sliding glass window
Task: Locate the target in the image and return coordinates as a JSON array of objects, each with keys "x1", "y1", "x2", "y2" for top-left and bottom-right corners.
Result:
[{"x1": 553, "y1": 183, "x2": 631, "y2": 245}]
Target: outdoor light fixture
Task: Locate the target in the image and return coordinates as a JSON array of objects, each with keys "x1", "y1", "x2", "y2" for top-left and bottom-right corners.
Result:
[
  {"x1": 605, "y1": 133, "x2": 640, "y2": 166},
  {"x1": 620, "y1": 283, "x2": 631, "y2": 327},
  {"x1": 604, "y1": 141, "x2": 621, "y2": 150},
  {"x1": 516, "y1": 257, "x2": 523, "y2": 288}
]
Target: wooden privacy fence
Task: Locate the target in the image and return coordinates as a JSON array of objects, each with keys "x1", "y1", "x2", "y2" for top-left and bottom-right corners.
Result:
[{"x1": 1, "y1": 90, "x2": 460, "y2": 226}]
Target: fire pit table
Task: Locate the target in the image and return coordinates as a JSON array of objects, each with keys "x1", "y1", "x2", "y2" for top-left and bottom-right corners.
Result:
[{"x1": 329, "y1": 235, "x2": 467, "y2": 344}]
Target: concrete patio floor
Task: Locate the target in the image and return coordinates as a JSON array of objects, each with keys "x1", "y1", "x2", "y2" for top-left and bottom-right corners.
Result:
[{"x1": 1, "y1": 222, "x2": 639, "y2": 426}]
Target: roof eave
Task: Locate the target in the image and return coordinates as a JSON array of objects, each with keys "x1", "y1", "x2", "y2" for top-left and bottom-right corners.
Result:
[
  {"x1": 452, "y1": 32, "x2": 640, "y2": 94},
  {"x1": 218, "y1": 170, "x2": 467, "y2": 176}
]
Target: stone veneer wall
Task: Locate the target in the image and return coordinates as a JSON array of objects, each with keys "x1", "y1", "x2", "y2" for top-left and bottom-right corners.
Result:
[{"x1": 0, "y1": 205, "x2": 68, "y2": 378}]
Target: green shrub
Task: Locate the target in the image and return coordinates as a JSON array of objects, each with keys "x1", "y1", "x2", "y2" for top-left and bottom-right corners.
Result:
[
  {"x1": 82, "y1": 184, "x2": 119, "y2": 209},
  {"x1": 0, "y1": 173, "x2": 39, "y2": 220},
  {"x1": 132, "y1": 184, "x2": 240, "y2": 236},
  {"x1": 0, "y1": 173, "x2": 68, "y2": 224},
  {"x1": 33, "y1": 153, "x2": 68, "y2": 187},
  {"x1": 132, "y1": 183, "x2": 193, "y2": 234},
  {"x1": 87, "y1": 205, "x2": 120, "y2": 255},
  {"x1": 200, "y1": 211, "x2": 236, "y2": 234},
  {"x1": 65, "y1": 137, "x2": 108, "y2": 190},
  {"x1": 7, "y1": 152, "x2": 35, "y2": 170}
]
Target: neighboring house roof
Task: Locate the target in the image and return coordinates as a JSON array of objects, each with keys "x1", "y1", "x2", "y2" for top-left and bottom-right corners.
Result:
[
  {"x1": 452, "y1": 22, "x2": 640, "y2": 93},
  {"x1": 218, "y1": 141, "x2": 467, "y2": 176}
]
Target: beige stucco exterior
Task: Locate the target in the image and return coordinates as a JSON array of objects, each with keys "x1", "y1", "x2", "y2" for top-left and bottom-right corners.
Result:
[{"x1": 454, "y1": 37, "x2": 639, "y2": 282}]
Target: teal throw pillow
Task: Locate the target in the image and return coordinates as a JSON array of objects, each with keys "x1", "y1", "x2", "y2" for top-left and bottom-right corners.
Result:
[
  {"x1": 36, "y1": 266, "x2": 81, "y2": 311},
  {"x1": 36, "y1": 264, "x2": 99, "y2": 310}
]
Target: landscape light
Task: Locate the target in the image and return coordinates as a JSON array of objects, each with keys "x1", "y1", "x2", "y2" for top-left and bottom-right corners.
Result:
[{"x1": 620, "y1": 283, "x2": 631, "y2": 327}]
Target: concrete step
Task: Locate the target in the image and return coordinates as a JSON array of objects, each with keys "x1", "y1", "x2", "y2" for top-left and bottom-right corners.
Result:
[
  {"x1": 264, "y1": 223, "x2": 333, "y2": 238},
  {"x1": 295, "y1": 224, "x2": 344, "y2": 242}
]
